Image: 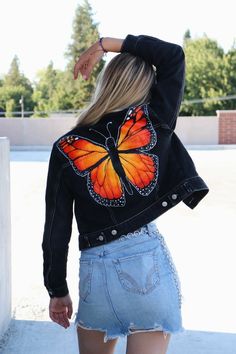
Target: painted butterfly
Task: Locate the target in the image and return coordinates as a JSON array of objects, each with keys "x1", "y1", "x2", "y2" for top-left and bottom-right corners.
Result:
[{"x1": 56, "y1": 104, "x2": 159, "y2": 207}]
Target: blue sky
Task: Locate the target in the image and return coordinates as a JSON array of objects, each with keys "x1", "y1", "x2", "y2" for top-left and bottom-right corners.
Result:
[{"x1": 0, "y1": 0, "x2": 235, "y2": 82}]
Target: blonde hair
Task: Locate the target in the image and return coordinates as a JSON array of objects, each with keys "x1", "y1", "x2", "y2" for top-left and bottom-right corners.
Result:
[{"x1": 72, "y1": 52, "x2": 156, "y2": 128}]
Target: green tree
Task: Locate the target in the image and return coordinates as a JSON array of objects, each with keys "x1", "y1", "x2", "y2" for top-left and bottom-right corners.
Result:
[
  {"x1": 223, "y1": 43, "x2": 236, "y2": 110},
  {"x1": 180, "y1": 35, "x2": 232, "y2": 115},
  {"x1": 183, "y1": 29, "x2": 191, "y2": 44},
  {"x1": 0, "y1": 55, "x2": 34, "y2": 117},
  {"x1": 0, "y1": 76, "x2": 4, "y2": 116},
  {"x1": 5, "y1": 99, "x2": 15, "y2": 118},
  {"x1": 32, "y1": 61, "x2": 61, "y2": 117},
  {"x1": 64, "y1": 0, "x2": 105, "y2": 109},
  {"x1": 32, "y1": 62, "x2": 77, "y2": 116}
]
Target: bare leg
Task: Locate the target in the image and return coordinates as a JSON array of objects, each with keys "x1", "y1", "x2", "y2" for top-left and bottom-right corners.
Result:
[
  {"x1": 126, "y1": 330, "x2": 171, "y2": 354},
  {"x1": 77, "y1": 325, "x2": 119, "y2": 354}
]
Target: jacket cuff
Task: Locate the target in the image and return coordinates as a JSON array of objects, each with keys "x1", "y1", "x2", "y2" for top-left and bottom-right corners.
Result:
[
  {"x1": 120, "y1": 34, "x2": 138, "y2": 54},
  {"x1": 47, "y1": 283, "x2": 69, "y2": 298}
]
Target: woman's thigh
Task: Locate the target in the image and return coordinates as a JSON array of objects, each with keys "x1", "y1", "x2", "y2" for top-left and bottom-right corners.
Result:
[
  {"x1": 77, "y1": 326, "x2": 171, "y2": 354},
  {"x1": 77, "y1": 326, "x2": 119, "y2": 354},
  {"x1": 126, "y1": 331, "x2": 171, "y2": 354}
]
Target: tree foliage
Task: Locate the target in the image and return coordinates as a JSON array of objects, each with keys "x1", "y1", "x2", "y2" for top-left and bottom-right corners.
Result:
[
  {"x1": 31, "y1": 0, "x2": 105, "y2": 115},
  {"x1": 180, "y1": 34, "x2": 236, "y2": 115},
  {"x1": 183, "y1": 29, "x2": 191, "y2": 42},
  {"x1": 63, "y1": 0, "x2": 105, "y2": 109},
  {"x1": 0, "y1": 55, "x2": 34, "y2": 117},
  {"x1": 32, "y1": 61, "x2": 62, "y2": 117}
]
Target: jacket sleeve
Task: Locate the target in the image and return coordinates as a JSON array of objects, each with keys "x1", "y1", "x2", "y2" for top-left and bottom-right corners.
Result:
[
  {"x1": 120, "y1": 34, "x2": 185, "y2": 130},
  {"x1": 42, "y1": 144, "x2": 74, "y2": 298}
]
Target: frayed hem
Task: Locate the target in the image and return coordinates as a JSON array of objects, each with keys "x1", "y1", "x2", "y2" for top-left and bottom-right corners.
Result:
[
  {"x1": 74, "y1": 317, "x2": 185, "y2": 343},
  {"x1": 126, "y1": 323, "x2": 185, "y2": 340},
  {"x1": 74, "y1": 319, "x2": 117, "y2": 343}
]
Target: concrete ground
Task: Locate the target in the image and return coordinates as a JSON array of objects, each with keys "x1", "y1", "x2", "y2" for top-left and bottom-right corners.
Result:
[{"x1": 0, "y1": 146, "x2": 236, "y2": 353}]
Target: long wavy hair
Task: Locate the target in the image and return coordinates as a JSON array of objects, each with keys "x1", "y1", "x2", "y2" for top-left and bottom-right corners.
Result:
[{"x1": 72, "y1": 52, "x2": 156, "y2": 128}]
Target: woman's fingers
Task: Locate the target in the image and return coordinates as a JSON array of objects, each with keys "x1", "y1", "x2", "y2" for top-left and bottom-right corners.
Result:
[
  {"x1": 67, "y1": 302, "x2": 73, "y2": 319},
  {"x1": 49, "y1": 311, "x2": 59, "y2": 323},
  {"x1": 58, "y1": 312, "x2": 70, "y2": 328},
  {"x1": 74, "y1": 60, "x2": 88, "y2": 80},
  {"x1": 74, "y1": 47, "x2": 104, "y2": 80},
  {"x1": 74, "y1": 60, "x2": 83, "y2": 80},
  {"x1": 74, "y1": 50, "x2": 91, "y2": 79},
  {"x1": 49, "y1": 295, "x2": 73, "y2": 328},
  {"x1": 50, "y1": 311, "x2": 70, "y2": 328}
]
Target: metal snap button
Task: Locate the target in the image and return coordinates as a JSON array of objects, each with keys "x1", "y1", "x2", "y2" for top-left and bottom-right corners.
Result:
[
  {"x1": 171, "y1": 194, "x2": 178, "y2": 200},
  {"x1": 162, "y1": 201, "x2": 168, "y2": 207},
  {"x1": 111, "y1": 229, "x2": 117, "y2": 235},
  {"x1": 98, "y1": 235, "x2": 104, "y2": 241}
]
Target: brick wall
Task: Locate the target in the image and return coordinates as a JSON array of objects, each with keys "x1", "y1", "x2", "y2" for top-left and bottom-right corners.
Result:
[{"x1": 217, "y1": 110, "x2": 236, "y2": 144}]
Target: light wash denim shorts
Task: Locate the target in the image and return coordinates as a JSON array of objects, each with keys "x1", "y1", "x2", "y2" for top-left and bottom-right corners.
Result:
[{"x1": 73, "y1": 221, "x2": 185, "y2": 343}]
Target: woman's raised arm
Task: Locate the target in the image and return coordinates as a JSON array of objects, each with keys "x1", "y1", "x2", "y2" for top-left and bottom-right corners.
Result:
[{"x1": 120, "y1": 34, "x2": 186, "y2": 130}]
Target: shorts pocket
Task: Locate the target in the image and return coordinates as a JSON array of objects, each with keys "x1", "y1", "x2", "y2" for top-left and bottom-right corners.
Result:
[
  {"x1": 79, "y1": 259, "x2": 93, "y2": 301},
  {"x1": 112, "y1": 249, "x2": 160, "y2": 295}
]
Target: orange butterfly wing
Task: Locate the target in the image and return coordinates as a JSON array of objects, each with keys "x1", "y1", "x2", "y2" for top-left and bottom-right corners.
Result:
[
  {"x1": 116, "y1": 105, "x2": 159, "y2": 195},
  {"x1": 88, "y1": 156, "x2": 125, "y2": 206},
  {"x1": 57, "y1": 135, "x2": 125, "y2": 206},
  {"x1": 57, "y1": 135, "x2": 108, "y2": 175},
  {"x1": 117, "y1": 105, "x2": 155, "y2": 150}
]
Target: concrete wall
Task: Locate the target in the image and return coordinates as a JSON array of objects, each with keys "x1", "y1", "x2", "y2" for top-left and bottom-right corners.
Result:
[
  {"x1": 0, "y1": 117, "x2": 77, "y2": 147},
  {"x1": 0, "y1": 115, "x2": 219, "y2": 146},
  {"x1": 0, "y1": 138, "x2": 11, "y2": 338},
  {"x1": 175, "y1": 116, "x2": 218, "y2": 145}
]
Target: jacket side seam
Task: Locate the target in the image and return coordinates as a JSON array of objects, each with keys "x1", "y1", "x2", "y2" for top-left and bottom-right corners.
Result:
[
  {"x1": 45, "y1": 164, "x2": 68, "y2": 291},
  {"x1": 106, "y1": 206, "x2": 118, "y2": 224}
]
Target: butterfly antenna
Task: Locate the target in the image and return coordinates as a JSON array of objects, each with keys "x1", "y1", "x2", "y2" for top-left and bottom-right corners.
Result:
[
  {"x1": 106, "y1": 121, "x2": 112, "y2": 137},
  {"x1": 89, "y1": 128, "x2": 106, "y2": 139}
]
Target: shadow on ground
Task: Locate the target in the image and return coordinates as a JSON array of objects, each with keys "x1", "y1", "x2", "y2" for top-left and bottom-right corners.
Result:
[{"x1": 1, "y1": 320, "x2": 236, "y2": 354}]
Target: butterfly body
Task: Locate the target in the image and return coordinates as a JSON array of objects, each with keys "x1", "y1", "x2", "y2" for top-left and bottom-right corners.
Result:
[
  {"x1": 105, "y1": 135, "x2": 134, "y2": 195},
  {"x1": 57, "y1": 105, "x2": 159, "y2": 207}
]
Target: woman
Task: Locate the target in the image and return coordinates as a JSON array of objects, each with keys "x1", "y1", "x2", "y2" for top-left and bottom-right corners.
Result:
[{"x1": 42, "y1": 35, "x2": 209, "y2": 354}]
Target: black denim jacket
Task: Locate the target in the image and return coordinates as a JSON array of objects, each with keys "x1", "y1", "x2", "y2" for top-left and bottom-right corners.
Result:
[{"x1": 42, "y1": 34, "x2": 209, "y2": 298}]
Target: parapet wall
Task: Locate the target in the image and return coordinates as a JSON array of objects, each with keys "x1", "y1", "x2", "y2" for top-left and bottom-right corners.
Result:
[
  {"x1": 1, "y1": 111, "x2": 236, "y2": 146},
  {"x1": 0, "y1": 137, "x2": 12, "y2": 338}
]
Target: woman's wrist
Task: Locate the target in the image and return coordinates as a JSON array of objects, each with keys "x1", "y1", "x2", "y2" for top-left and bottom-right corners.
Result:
[{"x1": 99, "y1": 37, "x2": 124, "y2": 53}]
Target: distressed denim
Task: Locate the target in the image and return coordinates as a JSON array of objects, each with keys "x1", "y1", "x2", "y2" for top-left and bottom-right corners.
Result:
[{"x1": 73, "y1": 221, "x2": 184, "y2": 342}]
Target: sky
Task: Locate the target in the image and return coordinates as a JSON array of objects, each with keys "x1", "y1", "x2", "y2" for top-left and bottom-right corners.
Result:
[{"x1": 0, "y1": 0, "x2": 235, "y2": 82}]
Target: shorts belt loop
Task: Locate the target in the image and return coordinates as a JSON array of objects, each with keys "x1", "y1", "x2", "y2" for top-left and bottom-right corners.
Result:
[
  {"x1": 146, "y1": 222, "x2": 152, "y2": 234},
  {"x1": 84, "y1": 235, "x2": 91, "y2": 248}
]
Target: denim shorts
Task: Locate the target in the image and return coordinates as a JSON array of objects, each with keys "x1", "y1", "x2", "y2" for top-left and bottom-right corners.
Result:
[{"x1": 73, "y1": 221, "x2": 185, "y2": 343}]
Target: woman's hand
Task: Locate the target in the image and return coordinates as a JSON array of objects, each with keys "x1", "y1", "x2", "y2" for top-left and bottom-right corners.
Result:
[
  {"x1": 73, "y1": 38, "x2": 124, "y2": 81},
  {"x1": 74, "y1": 41, "x2": 104, "y2": 81},
  {"x1": 49, "y1": 293, "x2": 73, "y2": 329}
]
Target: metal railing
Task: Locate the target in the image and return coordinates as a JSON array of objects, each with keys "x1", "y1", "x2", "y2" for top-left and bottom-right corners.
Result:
[
  {"x1": 0, "y1": 93, "x2": 236, "y2": 117},
  {"x1": 0, "y1": 110, "x2": 81, "y2": 118}
]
